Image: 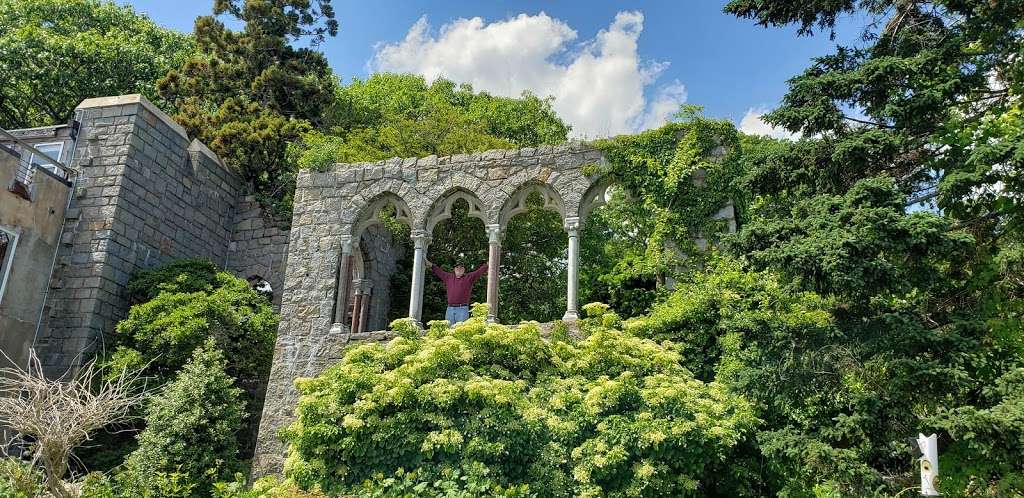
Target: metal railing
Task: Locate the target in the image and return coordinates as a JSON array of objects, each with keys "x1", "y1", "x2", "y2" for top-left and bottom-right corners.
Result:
[{"x1": 1, "y1": 125, "x2": 77, "y2": 195}]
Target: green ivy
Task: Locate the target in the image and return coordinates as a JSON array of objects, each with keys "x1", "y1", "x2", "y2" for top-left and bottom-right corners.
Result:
[{"x1": 591, "y1": 107, "x2": 741, "y2": 260}]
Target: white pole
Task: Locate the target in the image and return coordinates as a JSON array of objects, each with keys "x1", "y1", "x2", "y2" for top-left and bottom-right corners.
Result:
[
  {"x1": 486, "y1": 224, "x2": 501, "y2": 323},
  {"x1": 408, "y1": 230, "x2": 429, "y2": 326},
  {"x1": 563, "y1": 217, "x2": 580, "y2": 321},
  {"x1": 917, "y1": 433, "x2": 940, "y2": 496}
]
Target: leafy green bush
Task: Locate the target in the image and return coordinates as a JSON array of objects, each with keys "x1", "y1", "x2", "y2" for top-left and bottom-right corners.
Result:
[
  {"x1": 350, "y1": 465, "x2": 532, "y2": 498},
  {"x1": 211, "y1": 475, "x2": 328, "y2": 498},
  {"x1": 126, "y1": 258, "x2": 221, "y2": 304},
  {"x1": 283, "y1": 316, "x2": 756, "y2": 497},
  {"x1": 927, "y1": 368, "x2": 1024, "y2": 495},
  {"x1": 120, "y1": 341, "x2": 247, "y2": 497},
  {"x1": 109, "y1": 265, "x2": 277, "y2": 385},
  {"x1": 0, "y1": 458, "x2": 44, "y2": 498},
  {"x1": 625, "y1": 259, "x2": 833, "y2": 382}
]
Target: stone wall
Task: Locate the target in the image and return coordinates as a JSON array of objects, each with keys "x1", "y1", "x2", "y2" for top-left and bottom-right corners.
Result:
[
  {"x1": 227, "y1": 195, "x2": 290, "y2": 309},
  {"x1": 34, "y1": 95, "x2": 245, "y2": 376}
]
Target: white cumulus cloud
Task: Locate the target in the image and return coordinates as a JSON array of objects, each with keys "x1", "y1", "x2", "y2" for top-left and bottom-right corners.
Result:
[
  {"x1": 370, "y1": 11, "x2": 686, "y2": 138},
  {"x1": 739, "y1": 107, "x2": 799, "y2": 140}
]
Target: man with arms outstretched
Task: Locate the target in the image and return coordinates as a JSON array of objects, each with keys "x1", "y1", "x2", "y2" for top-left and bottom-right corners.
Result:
[{"x1": 426, "y1": 259, "x2": 488, "y2": 325}]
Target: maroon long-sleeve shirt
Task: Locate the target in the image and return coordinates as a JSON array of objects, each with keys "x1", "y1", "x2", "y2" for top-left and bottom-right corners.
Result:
[{"x1": 431, "y1": 263, "x2": 488, "y2": 306}]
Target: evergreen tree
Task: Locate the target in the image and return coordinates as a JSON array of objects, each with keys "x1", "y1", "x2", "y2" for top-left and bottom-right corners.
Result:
[
  {"x1": 122, "y1": 341, "x2": 246, "y2": 496},
  {"x1": 158, "y1": 0, "x2": 338, "y2": 215}
]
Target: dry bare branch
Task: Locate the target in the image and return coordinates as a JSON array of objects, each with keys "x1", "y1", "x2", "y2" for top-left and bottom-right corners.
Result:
[{"x1": 0, "y1": 349, "x2": 149, "y2": 498}]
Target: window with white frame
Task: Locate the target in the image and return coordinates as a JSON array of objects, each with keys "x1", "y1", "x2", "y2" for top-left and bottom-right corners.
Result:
[
  {"x1": 0, "y1": 227, "x2": 17, "y2": 305},
  {"x1": 28, "y1": 142, "x2": 64, "y2": 176}
]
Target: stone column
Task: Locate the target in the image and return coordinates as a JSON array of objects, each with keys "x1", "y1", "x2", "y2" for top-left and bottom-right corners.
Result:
[
  {"x1": 350, "y1": 281, "x2": 364, "y2": 333},
  {"x1": 563, "y1": 217, "x2": 580, "y2": 321},
  {"x1": 408, "y1": 230, "x2": 430, "y2": 325},
  {"x1": 486, "y1": 224, "x2": 502, "y2": 323},
  {"x1": 333, "y1": 237, "x2": 353, "y2": 324},
  {"x1": 358, "y1": 281, "x2": 372, "y2": 333}
]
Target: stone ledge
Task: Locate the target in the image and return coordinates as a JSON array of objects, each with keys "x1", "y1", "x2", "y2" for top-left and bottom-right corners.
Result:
[
  {"x1": 76, "y1": 94, "x2": 188, "y2": 141},
  {"x1": 188, "y1": 138, "x2": 242, "y2": 180},
  {"x1": 324, "y1": 140, "x2": 598, "y2": 174}
]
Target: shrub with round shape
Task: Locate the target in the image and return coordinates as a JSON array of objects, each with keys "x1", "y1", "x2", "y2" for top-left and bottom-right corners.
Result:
[{"x1": 283, "y1": 314, "x2": 756, "y2": 497}]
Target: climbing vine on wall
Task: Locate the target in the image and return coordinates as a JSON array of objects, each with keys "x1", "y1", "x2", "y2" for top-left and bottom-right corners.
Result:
[{"x1": 581, "y1": 107, "x2": 743, "y2": 313}]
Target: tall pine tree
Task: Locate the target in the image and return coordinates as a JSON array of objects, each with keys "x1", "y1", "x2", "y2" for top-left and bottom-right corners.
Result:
[{"x1": 158, "y1": 0, "x2": 338, "y2": 215}]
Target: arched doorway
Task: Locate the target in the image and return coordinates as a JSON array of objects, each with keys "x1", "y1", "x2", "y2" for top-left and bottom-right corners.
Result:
[
  {"x1": 422, "y1": 190, "x2": 488, "y2": 322},
  {"x1": 335, "y1": 192, "x2": 412, "y2": 332}
]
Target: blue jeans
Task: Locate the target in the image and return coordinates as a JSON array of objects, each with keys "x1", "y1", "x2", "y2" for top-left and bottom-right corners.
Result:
[{"x1": 445, "y1": 305, "x2": 470, "y2": 325}]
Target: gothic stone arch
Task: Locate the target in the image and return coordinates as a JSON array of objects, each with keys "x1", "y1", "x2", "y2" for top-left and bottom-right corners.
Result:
[{"x1": 253, "y1": 143, "x2": 737, "y2": 476}]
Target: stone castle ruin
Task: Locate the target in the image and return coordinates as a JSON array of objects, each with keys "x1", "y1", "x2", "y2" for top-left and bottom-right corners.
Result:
[
  {"x1": 253, "y1": 144, "x2": 627, "y2": 473},
  {"x1": 0, "y1": 94, "x2": 735, "y2": 476}
]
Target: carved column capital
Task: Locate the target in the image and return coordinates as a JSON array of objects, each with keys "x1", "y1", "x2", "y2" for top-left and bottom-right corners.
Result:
[
  {"x1": 486, "y1": 224, "x2": 502, "y2": 244},
  {"x1": 564, "y1": 216, "x2": 581, "y2": 234},
  {"x1": 410, "y1": 229, "x2": 431, "y2": 248}
]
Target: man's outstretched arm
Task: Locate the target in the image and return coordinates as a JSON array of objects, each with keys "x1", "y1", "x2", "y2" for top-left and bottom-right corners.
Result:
[
  {"x1": 430, "y1": 261, "x2": 450, "y2": 281},
  {"x1": 468, "y1": 262, "x2": 489, "y2": 279}
]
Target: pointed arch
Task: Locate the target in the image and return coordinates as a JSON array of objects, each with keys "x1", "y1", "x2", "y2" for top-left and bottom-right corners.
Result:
[
  {"x1": 498, "y1": 180, "x2": 566, "y2": 230},
  {"x1": 578, "y1": 175, "x2": 618, "y2": 226},
  {"x1": 423, "y1": 188, "x2": 488, "y2": 233},
  {"x1": 348, "y1": 191, "x2": 412, "y2": 241}
]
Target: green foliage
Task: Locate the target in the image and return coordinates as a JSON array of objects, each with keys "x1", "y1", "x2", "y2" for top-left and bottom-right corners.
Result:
[
  {"x1": 0, "y1": 0, "x2": 193, "y2": 128},
  {"x1": 293, "y1": 73, "x2": 569, "y2": 170},
  {"x1": 625, "y1": 259, "x2": 833, "y2": 383},
  {"x1": 621, "y1": 241, "x2": 1021, "y2": 495},
  {"x1": 712, "y1": 2, "x2": 1024, "y2": 493},
  {"x1": 733, "y1": 176, "x2": 976, "y2": 303},
  {"x1": 121, "y1": 341, "x2": 247, "y2": 497},
  {"x1": 110, "y1": 267, "x2": 277, "y2": 385},
  {"x1": 717, "y1": 176, "x2": 1022, "y2": 494},
  {"x1": 579, "y1": 189, "x2": 661, "y2": 317},
  {"x1": 927, "y1": 368, "x2": 1024, "y2": 496},
  {"x1": 158, "y1": 0, "x2": 337, "y2": 217},
  {"x1": 498, "y1": 192, "x2": 568, "y2": 323},
  {"x1": 283, "y1": 319, "x2": 756, "y2": 497},
  {"x1": 0, "y1": 458, "x2": 44, "y2": 498},
  {"x1": 725, "y1": 0, "x2": 1024, "y2": 237},
  {"x1": 211, "y1": 475, "x2": 327, "y2": 498},
  {"x1": 126, "y1": 258, "x2": 220, "y2": 304},
  {"x1": 83, "y1": 259, "x2": 275, "y2": 475},
  {"x1": 351, "y1": 465, "x2": 532, "y2": 498},
  {"x1": 593, "y1": 109, "x2": 741, "y2": 255},
  {"x1": 581, "y1": 110, "x2": 744, "y2": 318}
]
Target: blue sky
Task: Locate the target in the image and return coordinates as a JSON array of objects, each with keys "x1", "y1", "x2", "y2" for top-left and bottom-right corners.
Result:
[{"x1": 119, "y1": 0, "x2": 860, "y2": 138}]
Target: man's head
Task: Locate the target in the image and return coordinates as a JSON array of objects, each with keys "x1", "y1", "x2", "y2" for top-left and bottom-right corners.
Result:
[{"x1": 454, "y1": 263, "x2": 465, "y2": 278}]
